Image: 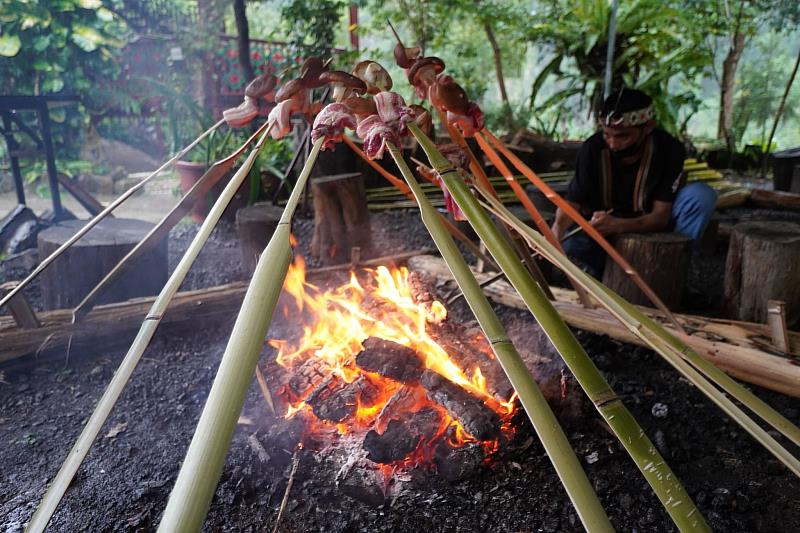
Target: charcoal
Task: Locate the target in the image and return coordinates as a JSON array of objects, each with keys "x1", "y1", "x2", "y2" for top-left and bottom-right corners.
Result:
[
  {"x1": 356, "y1": 337, "x2": 425, "y2": 383},
  {"x1": 420, "y1": 370, "x2": 500, "y2": 441},
  {"x1": 434, "y1": 440, "x2": 485, "y2": 482},
  {"x1": 363, "y1": 408, "x2": 441, "y2": 463}
]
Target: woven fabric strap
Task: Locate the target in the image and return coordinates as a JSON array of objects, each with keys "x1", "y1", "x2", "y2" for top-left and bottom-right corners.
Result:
[{"x1": 599, "y1": 136, "x2": 654, "y2": 214}]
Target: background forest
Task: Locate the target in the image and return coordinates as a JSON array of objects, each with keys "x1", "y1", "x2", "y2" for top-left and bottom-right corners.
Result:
[{"x1": 1, "y1": 0, "x2": 800, "y2": 176}]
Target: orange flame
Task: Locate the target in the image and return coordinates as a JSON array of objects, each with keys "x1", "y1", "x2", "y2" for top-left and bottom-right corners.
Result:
[{"x1": 270, "y1": 258, "x2": 516, "y2": 464}]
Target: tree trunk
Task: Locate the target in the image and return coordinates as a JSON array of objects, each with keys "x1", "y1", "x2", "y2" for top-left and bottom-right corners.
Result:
[
  {"x1": 310, "y1": 173, "x2": 371, "y2": 265},
  {"x1": 233, "y1": 0, "x2": 254, "y2": 82},
  {"x1": 718, "y1": 30, "x2": 746, "y2": 152},
  {"x1": 482, "y1": 20, "x2": 514, "y2": 128},
  {"x1": 235, "y1": 203, "x2": 285, "y2": 276}
]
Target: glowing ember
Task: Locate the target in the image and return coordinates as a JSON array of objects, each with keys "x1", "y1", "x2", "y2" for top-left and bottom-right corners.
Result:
[{"x1": 268, "y1": 256, "x2": 516, "y2": 469}]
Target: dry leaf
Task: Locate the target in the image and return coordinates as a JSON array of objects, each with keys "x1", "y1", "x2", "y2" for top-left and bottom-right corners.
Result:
[{"x1": 105, "y1": 421, "x2": 128, "y2": 439}]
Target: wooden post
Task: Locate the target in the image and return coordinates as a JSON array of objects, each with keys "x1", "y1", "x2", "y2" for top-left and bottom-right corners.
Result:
[
  {"x1": 310, "y1": 172, "x2": 370, "y2": 265},
  {"x1": 723, "y1": 222, "x2": 800, "y2": 326},
  {"x1": 602, "y1": 233, "x2": 690, "y2": 309}
]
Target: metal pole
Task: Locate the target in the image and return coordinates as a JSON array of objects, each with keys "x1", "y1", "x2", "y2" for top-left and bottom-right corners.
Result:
[
  {"x1": 603, "y1": 0, "x2": 619, "y2": 100},
  {"x1": 37, "y1": 102, "x2": 64, "y2": 218},
  {"x1": 1, "y1": 112, "x2": 26, "y2": 205}
]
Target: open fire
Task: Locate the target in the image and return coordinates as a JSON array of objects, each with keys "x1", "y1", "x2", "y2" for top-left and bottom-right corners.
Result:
[{"x1": 267, "y1": 256, "x2": 517, "y2": 480}]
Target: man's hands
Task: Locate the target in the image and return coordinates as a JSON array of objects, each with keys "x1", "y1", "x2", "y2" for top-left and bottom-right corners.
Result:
[{"x1": 589, "y1": 210, "x2": 619, "y2": 236}]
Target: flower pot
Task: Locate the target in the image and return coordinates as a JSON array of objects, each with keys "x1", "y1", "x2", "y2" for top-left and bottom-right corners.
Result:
[{"x1": 175, "y1": 160, "x2": 209, "y2": 223}]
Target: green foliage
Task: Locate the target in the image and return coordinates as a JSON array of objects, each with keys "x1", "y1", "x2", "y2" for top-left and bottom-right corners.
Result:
[
  {"x1": 280, "y1": 0, "x2": 346, "y2": 61},
  {"x1": 526, "y1": 0, "x2": 710, "y2": 134}
]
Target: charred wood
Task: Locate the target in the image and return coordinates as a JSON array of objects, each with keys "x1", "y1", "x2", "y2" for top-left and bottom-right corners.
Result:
[
  {"x1": 306, "y1": 374, "x2": 357, "y2": 423},
  {"x1": 356, "y1": 337, "x2": 425, "y2": 384},
  {"x1": 420, "y1": 370, "x2": 500, "y2": 441},
  {"x1": 363, "y1": 408, "x2": 441, "y2": 464},
  {"x1": 434, "y1": 440, "x2": 485, "y2": 482}
]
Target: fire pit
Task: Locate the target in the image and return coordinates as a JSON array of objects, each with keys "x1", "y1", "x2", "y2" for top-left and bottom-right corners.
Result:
[{"x1": 257, "y1": 258, "x2": 520, "y2": 504}]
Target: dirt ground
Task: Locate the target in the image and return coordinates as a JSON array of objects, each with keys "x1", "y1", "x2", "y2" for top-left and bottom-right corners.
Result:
[{"x1": 1, "y1": 203, "x2": 800, "y2": 532}]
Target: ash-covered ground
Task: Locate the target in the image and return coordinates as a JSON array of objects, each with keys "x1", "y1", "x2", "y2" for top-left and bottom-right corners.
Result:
[{"x1": 1, "y1": 206, "x2": 799, "y2": 532}]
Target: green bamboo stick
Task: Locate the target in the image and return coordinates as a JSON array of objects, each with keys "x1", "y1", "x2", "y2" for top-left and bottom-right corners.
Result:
[
  {"x1": 157, "y1": 137, "x2": 325, "y2": 532},
  {"x1": 409, "y1": 122, "x2": 708, "y2": 532},
  {"x1": 385, "y1": 143, "x2": 613, "y2": 531},
  {"x1": 25, "y1": 121, "x2": 274, "y2": 533},
  {"x1": 478, "y1": 190, "x2": 800, "y2": 471}
]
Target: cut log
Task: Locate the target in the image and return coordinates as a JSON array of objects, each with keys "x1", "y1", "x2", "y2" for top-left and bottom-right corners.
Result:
[
  {"x1": 37, "y1": 218, "x2": 167, "y2": 310},
  {"x1": 363, "y1": 408, "x2": 441, "y2": 463},
  {"x1": 310, "y1": 173, "x2": 371, "y2": 265},
  {"x1": 420, "y1": 370, "x2": 500, "y2": 441},
  {"x1": 602, "y1": 232, "x2": 690, "y2": 309},
  {"x1": 723, "y1": 221, "x2": 800, "y2": 326},
  {"x1": 235, "y1": 202, "x2": 284, "y2": 275},
  {"x1": 408, "y1": 254, "x2": 800, "y2": 398},
  {"x1": 286, "y1": 358, "x2": 327, "y2": 399},
  {"x1": 355, "y1": 337, "x2": 425, "y2": 384},
  {"x1": 374, "y1": 386, "x2": 428, "y2": 433},
  {"x1": 748, "y1": 188, "x2": 800, "y2": 212}
]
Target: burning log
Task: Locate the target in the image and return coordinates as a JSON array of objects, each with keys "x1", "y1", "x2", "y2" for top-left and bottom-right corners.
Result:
[
  {"x1": 355, "y1": 337, "x2": 425, "y2": 383},
  {"x1": 286, "y1": 358, "x2": 328, "y2": 398},
  {"x1": 337, "y1": 459, "x2": 388, "y2": 506},
  {"x1": 363, "y1": 408, "x2": 441, "y2": 463},
  {"x1": 420, "y1": 370, "x2": 500, "y2": 441},
  {"x1": 305, "y1": 374, "x2": 357, "y2": 423},
  {"x1": 374, "y1": 385, "x2": 427, "y2": 433}
]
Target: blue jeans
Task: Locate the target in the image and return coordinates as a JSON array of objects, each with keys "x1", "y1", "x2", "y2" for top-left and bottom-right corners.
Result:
[{"x1": 561, "y1": 182, "x2": 717, "y2": 277}]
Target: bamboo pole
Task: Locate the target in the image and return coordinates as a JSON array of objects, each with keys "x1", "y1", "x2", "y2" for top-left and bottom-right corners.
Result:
[
  {"x1": 480, "y1": 128, "x2": 686, "y2": 333},
  {"x1": 409, "y1": 122, "x2": 708, "y2": 531},
  {"x1": 477, "y1": 191, "x2": 800, "y2": 472},
  {"x1": 157, "y1": 137, "x2": 325, "y2": 532},
  {"x1": 72, "y1": 119, "x2": 273, "y2": 321},
  {"x1": 385, "y1": 141, "x2": 613, "y2": 531},
  {"x1": 24, "y1": 120, "x2": 273, "y2": 533},
  {"x1": 0, "y1": 119, "x2": 225, "y2": 311}
]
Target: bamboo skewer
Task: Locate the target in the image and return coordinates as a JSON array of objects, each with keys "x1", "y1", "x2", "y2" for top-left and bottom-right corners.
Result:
[
  {"x1": 342, "y1": 134, "x2": 498, "y2": 269},
  {"x1": 480, "y1": 128, "x2": 687, "y2": 333},
  {"x1": 25, "y1": 120, "x2": 275, "y2": 533},
  {"x1": 385, "y1": 141, "x2": 614, "y2": 531},
  {"x1": 0, "y1": 119, "x2": 226, "y2": 311},
  {"x1": 474, "y1": 131, "x2": 593, "y2": 307},
  {"x1": 72, "y1": 119, "x2": 273, "y2": 321},
  {"x1": 477, "y1": 191, "x2": 800, "y2": 470},
  {"x1": 408, "y1": 122, "x2": 708, "y2": 531},
  {"x1": 157, "y1": 136, "x2": 325, "y2": 532}
]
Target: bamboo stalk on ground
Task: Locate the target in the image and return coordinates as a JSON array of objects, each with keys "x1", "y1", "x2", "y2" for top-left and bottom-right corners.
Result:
[
  {"x1": 477, "y1": 190, "x2": 800, "y2": 471},
  {"x1": 157, "y1": 137, "x2": 325, "y2": 532},
  {"x1": 480, "y1": 128, "x2": 686, "y2": 333},
  {"x1": 72, "y1": 119, "x2": 273, "y2": 321},
  {"x1": 0, "y1": 119, "x2": 225, "y2": 311},
  {"x1": 342, "y1": 134, "x2": 498, "y2": 269},
  {"x1": 409, "y1": 122, "x2": 708, "y2": 531},
  {"x1": 385, "y1": 141, "x2": 613, "y2": 531},
  {"x1": 25, "y1": 120, "x2": 274, "y2": 533}
]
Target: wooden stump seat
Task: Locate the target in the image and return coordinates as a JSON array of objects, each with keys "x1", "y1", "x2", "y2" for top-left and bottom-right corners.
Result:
[
  {"x1": 602, "y1": 232, "x2": 690, "y2": 309},
  {"x1": 310, "y1": 172, "x2": 371, "y2": 265},
  {"x1": 235, "y1": 202, "x2": 285, "y2": 275},
  {"x1": 37, "y1": 218, "x2": 167, "y2": 310},
  {"x1": 722, "y1": 221, "x2": 800, "y2": 326}
]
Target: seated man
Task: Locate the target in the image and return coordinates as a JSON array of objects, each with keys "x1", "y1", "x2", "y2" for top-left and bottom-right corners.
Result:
[{"x1": 550, "y1": 88, "x2": 716, "y2": 277}]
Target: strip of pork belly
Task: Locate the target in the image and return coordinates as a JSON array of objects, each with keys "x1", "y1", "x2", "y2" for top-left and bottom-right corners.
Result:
[{"x1": 311, "y1": 103, "x2": 357, "y2": 150}]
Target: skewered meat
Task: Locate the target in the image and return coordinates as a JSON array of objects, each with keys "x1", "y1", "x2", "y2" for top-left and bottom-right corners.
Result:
[
  {"x1": 267, "y1": 100, "x2": 293, "y2": 139},
  {"x1": 311, "y1": 103, "x2": 357, "y2": 150},
  {"x1": 245, "y1": 73, "x2": 277, "y2": 99},
  {"x1": 373, "y1": 91, "x2": 414, "y2": 133},
  {"x1": 446, "y1": 102, "x2": 484, "y2": 137},
  {"x1": 356, "y1": 115, "x2": 399, "y2": 160},
  {"x1": 222, "y1": 96, "x2": 258, "y2": 128}
]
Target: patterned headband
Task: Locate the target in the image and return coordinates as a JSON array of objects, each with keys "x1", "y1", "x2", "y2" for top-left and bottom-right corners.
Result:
[{"x1": 599, "y1": 105, "x2": 654, "y2": 128}]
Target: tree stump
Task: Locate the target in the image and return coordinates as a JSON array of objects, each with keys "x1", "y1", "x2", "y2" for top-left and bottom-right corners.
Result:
[
  {"x1": 601, "y1": 232, "x2": 690, "y2": 309},
  {"x1": 310, "y1": 172, "x2": 371, "y2": 265},
  {"x1": 235, "y1": 202, "x2": 285, "y2": 275},
  {"x1": 38, "y1": 218, "x2": 167, "y2": 310},
  {"x1": 722, "y1": 221, "x2": 800, "y2": 326}
]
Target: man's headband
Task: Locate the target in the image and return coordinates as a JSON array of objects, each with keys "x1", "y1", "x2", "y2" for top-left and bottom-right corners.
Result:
[{"x1": 598, "y1": 105, "x2": 654, "y2": 128}]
